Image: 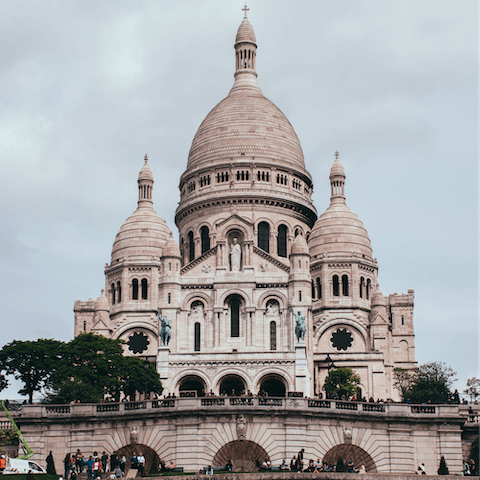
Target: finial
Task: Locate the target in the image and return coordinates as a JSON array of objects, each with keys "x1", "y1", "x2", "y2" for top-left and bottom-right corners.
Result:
[
  {"x1": 144, "y1": 153, "x2": 148, "y2": 163},
  {"x1": 242, "y1": 3, "x2": 249, "y2": 19},
  {"x1": 335, "y1": 150, "x2": 339, "y2": 160},
  {"x1": 101, "y1": 288, "x2": 104, "y2": 295}
]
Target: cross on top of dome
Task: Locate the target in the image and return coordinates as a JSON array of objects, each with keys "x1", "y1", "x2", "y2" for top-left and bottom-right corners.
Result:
[
  {"x1": 335, "y1": 150, "x2": 340, "y2": 160},
  {"x1": 242, "y1": 3, "x2": 249, "y2": 19}
]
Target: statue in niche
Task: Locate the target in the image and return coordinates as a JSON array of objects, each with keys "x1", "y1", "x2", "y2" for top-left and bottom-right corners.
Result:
[
  {"x1": 230, "y1": 237, "x2": 242, "y2": 272},
  {"x1": 266, "y1": 301, "x2": 279, "y2": 316},
  {"x1": 191, "y1": 302, "x2": 204, "y2": 321},
  {"x1": 130, "y1": 427, "x2": 139, "y2": 444}
]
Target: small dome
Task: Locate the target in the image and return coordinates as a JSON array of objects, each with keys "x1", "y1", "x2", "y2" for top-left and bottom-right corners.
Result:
[
  {"x1": 162, "y1": 233, "x2": 181, "y2": 258},
  {"x1": 235, "y1": 18, "x2": 256, "y2": 45},
  {"x1": 371, "y1": 286, "x2": 386, "y2": 307},
  {"x1": 138, "y1": 155, "x2": 154, "y2": 182},
  {"x1": 291, "y1": 234, "x2": 309, "y2": 255},
  {"x1": 111, "y1": 206, "x2": 171, "y2": 263},
  {"x1": 94, "y1": 290, "x2": 110, "y2": 312},
  {"x1": 330, "y1": 158, "x2": 345, "y2": 178},
  {"x1": 308, "y1": 202, "x2": 373, "y2": 260}
]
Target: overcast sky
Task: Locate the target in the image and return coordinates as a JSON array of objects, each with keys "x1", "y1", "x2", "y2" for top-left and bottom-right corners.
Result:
[{"x1": 0, "y1": 0, "x2": 477, "y2": 400}]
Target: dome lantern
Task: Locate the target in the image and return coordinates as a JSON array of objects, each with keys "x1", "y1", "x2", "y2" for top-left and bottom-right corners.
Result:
[
  {"x1": 329, "y1": 151, "x2": 346, "y2": 204},
  {"x1": 138, "y1": 154, "x2": 154, "y2": 207}
]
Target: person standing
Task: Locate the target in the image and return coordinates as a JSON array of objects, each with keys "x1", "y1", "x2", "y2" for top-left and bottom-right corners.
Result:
[
  {"x1": 137, "y1": 453, "x2": 145, "y2": 477},
  {"x1": 120, "y1": 456, "x2": 126, "y2": 473},
  {"x1": 297, "y1": 449, "x2": 305, "y2": 472},
  {"x1": 101, "y1": 452, "x2": 109, "y2": 473}
]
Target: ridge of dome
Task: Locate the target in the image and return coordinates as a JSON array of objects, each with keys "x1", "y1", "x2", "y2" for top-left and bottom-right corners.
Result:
[
  {"x1": 235, "y1": 18, "x2": 256, "y2": 45},
  {"x1": 94, "y1": 289, "x2": 110, "y2": 312},
  {"x1": 291, "y1": 234, "x2": 309, "y2": 255},
  {"x1": 163, "y1": 232, "x2": 181, "y2": 258},
  {"x1": 138, "y1": 154, "x2": 154, "y2": 181}
]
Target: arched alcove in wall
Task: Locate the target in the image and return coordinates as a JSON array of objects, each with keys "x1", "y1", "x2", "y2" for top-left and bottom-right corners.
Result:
[
  {"x1": 218, "y1": 374, "x2": 246, "y2": 396},
  {"x1": 258, "y1": 374, "x2": 286, "y2": 397},
  {"x1": 323, "y1": 444, "x2": 377, "y2": 473},
  {"x1": 213, "y1": 440, "x2": 269, "y2": 472},
  {"x1": 178, "y1": 375, "x2": 207, "y2": 396},
  {"x1": 114, "y1": 444, "x2": 161, "y2": 475}
]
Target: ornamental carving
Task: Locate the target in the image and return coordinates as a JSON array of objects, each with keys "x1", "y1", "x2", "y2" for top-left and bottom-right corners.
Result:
[
  {"x1": 331, "y1": 328, "x2": 353, "y2": 351},
  {"x1": 127, "y1": 331, "x2": 150, "y2": 354}
]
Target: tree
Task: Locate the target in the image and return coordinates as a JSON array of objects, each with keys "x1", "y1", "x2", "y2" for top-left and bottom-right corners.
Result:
[
  {"x1": 393, "y1": 368, "x2": 416, "y2": 402},
  {"x1": 437, "y1": 456, "x2": 449, "y2": 475},
  {"x1": 0, "y1": 373, "x2": 8, "y2": 393},
  {"x1": 323, "y1": 367, "x2": 361, "y2": 399},
  {"x1": 0, "y1": 339, "x2": 64, "y2": 403},
  {"x1": 464, "y1": 377, "x2": 480, "y2": 403},
  {"x1": 408, "y1": 362, "x2": 457, "y2": 404},
  {"x1": 120, "y1": 357, "x2": 163, "y2": 402},
  {"x1": 50, "y1": 333, "x2": 127, "y2": 404}
]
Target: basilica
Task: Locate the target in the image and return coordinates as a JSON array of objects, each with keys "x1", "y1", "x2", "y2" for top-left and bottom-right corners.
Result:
[{"x1": 74, "y1": 11, "x2": 416, "y2": 402}]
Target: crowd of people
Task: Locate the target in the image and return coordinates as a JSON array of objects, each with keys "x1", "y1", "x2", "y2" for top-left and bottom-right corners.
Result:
[{"x1": 62, "y1": 450, "x2": 146, "y2": 479}]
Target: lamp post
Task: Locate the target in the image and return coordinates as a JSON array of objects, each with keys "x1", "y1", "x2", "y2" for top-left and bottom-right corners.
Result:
[{"x1": 144, "y1": 357, "x2": 150, "y2": 400}]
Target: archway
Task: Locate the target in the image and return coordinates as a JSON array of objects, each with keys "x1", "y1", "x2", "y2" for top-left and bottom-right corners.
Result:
[
  {"x1": 213, "y1": 440, "x2": 269, "y2": 472},
  {"x1": 178, "y1": 375, "x2": 206, "y2": 396},
  {"x1": 259, "y1": 374, "x2": 286, "y2": 397},
  {"x1": 114, "y1": 444, "x2": 161, "y2": 475},
  {"x1": 323, "y1": 444, "x2": 377, "y2": 473},
  {"x1": 219, "y1": 375, "x2": 246, "y2": 396}
]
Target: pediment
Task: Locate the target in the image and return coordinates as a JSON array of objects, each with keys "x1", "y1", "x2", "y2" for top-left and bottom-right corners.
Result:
[
  {"x1": 253, "y1": 246, "x2": 290, "y2": 273},
  {"x1": 92, "y1": 318, "x2": 109, "y2": 331},
  {"x1": 215, "y1": 213, "x2": 253, "y2": 229},
  {"x1": 181, "y1": 246, "x2": 217, "y2": 276},
  {"x1": 371, "y1": 312, "x2": 388, "y2": 325}
]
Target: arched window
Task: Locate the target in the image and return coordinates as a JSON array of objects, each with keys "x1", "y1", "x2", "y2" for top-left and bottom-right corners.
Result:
[
  {"x1": 270, "y1": 321, "x2": 277, "y2": 351},
  {"x1": 277, "y1": 225, "x2": 287, "y2": 257},
  {"x1": 317, "y1": 277, "x2": 322, "y2": 299},
  {"x1": 194, "y1": 323, "x2": 201, "y2": 352},
  {"x1": 401, "y1": 315, "x2": 405, "y2": 326},
  {"x1": 333, "y1": 275, "x2": 340, "y2": 297},
  {"x1": 168, "y1": 293, "x2": 171, "y2": 304},
  {"x1": 188, "y1": 231, "x2": 194, "y2": 262},
  {"x1": 258, "y1": 222, "x2": 270, "y2": 253},
  {"x1": 230, "y1": 298, "x2": 240, "y2": 337},
  {"x1": 132, "y1": 279, "x2": 139, "y2": 300},
  {"x1": 366, "y1": 279, "x2": 371, "y2": 299},
  {"x1": 117, "y1": 281, "x2": 121, "y2": 303},
  {"x1": 299, "y1": 291, "x2": 302, "y2": 302},
  {"x1": 311, "y1": 280, "x2": 315, "y2": 299},
  {"x1": 111, "y1": 283, "x2": 116, "y2": 304},
  {"x1": 141, "y1": 279, "x2": 148, "y2": 300},
  {"x1": 342, "y1": 275, "x2": 349, "y2": 296},
  {"x1": 360, "y1": 277, "x2": 365, "y2": 298},
  {"x1": 83, "y1": 320, "x2": 86, "y2": 331},
  {"x1": 200, "y1": 226, "x2": 210, "y2": 254}
]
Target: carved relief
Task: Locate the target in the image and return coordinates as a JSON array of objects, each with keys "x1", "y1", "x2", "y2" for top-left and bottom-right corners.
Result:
[{"x1": 237, "y1": 415, "x2": 246, "y2": 440}]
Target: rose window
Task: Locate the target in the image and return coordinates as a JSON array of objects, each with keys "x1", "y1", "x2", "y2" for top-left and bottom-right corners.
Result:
[
  {"x1": 127, "y1": 332, "x2": 150, "y2": 354},
  {"x1": 330, "y1": 328, "x2": 353, "y2": 351}
]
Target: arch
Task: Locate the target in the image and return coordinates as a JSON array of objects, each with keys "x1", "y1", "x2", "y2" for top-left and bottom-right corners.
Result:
[
  {"x1": 188, "y1": 231, "x2": 195, "y2": 262},
  {"x1": 117, "y1": 281, "x2": 121, "y2": 303},
  {"x1": 342, "y1": 275, "x2": 349, "y2": 296},
  {"x1": 178, "y1": 374, "x2": 207, "y2": 396},
  {"x1": 181, "y1": 291, "x2": 213, "y2": 311},
  {"x1": 114, "y1": 323, "x2": 159, "y2": 340},
  {"x1": 132, "y1": 279, "x2": 139, "y2": 300},
  {"x1": 256, "y1": 290, "x2": 287, "y2": 309},
  {"x1": 323, "y1": 444, "x2": 377, "y2": 473},
  {"x1": 213, "y1": 440, "x2": 269, "y2": 472},
  {"x1": 332, "y1": 275, "x2": 340, "y2": 297},
  {"x1": 258, "y1": 221, "x2": 270, "y2": 253},
  {"x1": 141, "y1": 278, "x2": 148, "y2": 300},
  {"x1": 366, "y1": 278, "x2": 371, "y2": 299},
  {"x1": 114, "y1": 444, "x2": 161, "y2": 476},
  {"x1": 360, "y1": 277, "x2": 365, "y2": 298},
  {"x1": 218, "y1": 289, "x2": 251, "y2": 308},
  {"x1": 314, "y1": 319, "x2": 369, "y2": 347},
  {"x1": 218, "y1": 374, "x2": 246, "y2": 396},
  {"x1": 200, "y1": 226, "x2": 210, "y2": 254},
  {"x1": 228, "y1": 296, "x2": 241, "y2": 338},
  {"x1": 258, "y1": 373, "x2": 286, "y2": 397},
  {"x1": 277, "y1": 224, "x2": 287, "y2": 257},
  {"x1": 111, "y1": 283, "x2": 116, "y2": 304}
]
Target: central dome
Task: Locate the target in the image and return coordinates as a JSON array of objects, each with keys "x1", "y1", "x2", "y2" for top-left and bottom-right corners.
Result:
[{"x1": 186, "y1": 17, "x2": 305, "y2": 171}]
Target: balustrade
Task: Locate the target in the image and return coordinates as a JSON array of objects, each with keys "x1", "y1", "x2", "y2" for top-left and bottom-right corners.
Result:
[
  {"x1": 201, "y1": 398, "x2": 225, "y2": 407},
  {"x1": 230, "y1": 397, "x2": 253, "y2": 406},
  {"x1": 124, "y1": 401, "x2": 147, "y2": 411},
  {"x1": 152, "y1": 399, "x2": 175, "y2": 408},
  {"x1": 97, "y1": 404, "x2": 120, "y2": 413},
  {"x1": 308, "y1": 400, "x2": 331, "y2": 409},
  {"x1": 258, "y1": 398, "x2": 282, "y2": 406},
  {"x1": 45, "y1": 406, "x2": 70, "y2": 414},
  {"x1": 335, "y1": 401, "x2": 358, "y2": 411},
  {"x1": 411, "y1": 405, "x2": 436, "y2": 414},
  {"x1": 363, "y1": 403, "x2": 386, "y2": 412}
]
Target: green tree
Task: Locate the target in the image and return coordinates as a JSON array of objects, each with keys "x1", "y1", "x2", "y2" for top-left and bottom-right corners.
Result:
[
  {"x1": 323, "y1": 367, "x2": 361, "y2": 399},
  {"x1": 407, "y1": 362, "x2": 457, "y2": 404},
  {"x1": 120, "y1": 357, "x2": 163, "y2": 401},
  {"x1": 464, "y1": 377, "x2": 480, "y2": 403},
  {"x1": 393, "y1": 368, "x2": 416, "y2": 402},
  {"x1": 437, "y1": 455, "x2": 449, "y2": 475},
  {"x1": 0, "y1": 373, "x2": 8, "y2": 392},
  {"x1": 50, "y1": 333, "x2": 126, "y2": 404},
  {"x1": 0, "y1": 339, "x2": 64, "y2": 403}
]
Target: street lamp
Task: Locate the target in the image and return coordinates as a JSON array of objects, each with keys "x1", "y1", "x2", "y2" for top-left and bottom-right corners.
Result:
[
  {"x1": 325, "y1": 353, "x2": 336, "y2": 370},
  {"x1": 144, "y1": 357, "x2": 150, "y2": 400}
]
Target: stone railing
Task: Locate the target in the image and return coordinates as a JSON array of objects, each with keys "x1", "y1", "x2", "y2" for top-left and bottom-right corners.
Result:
[{"x1": 1, "y1": 398, "x2": 463, "y2": 420}]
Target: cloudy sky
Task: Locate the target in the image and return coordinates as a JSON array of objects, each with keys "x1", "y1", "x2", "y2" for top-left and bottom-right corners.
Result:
[{"x1": 0, "y1": 0, "x2": 477, "y2": 400}]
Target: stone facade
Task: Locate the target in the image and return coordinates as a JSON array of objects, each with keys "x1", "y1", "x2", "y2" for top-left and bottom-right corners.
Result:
[{"x1": 74, "y1": 13, "x2": 416, "y2": 402}]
